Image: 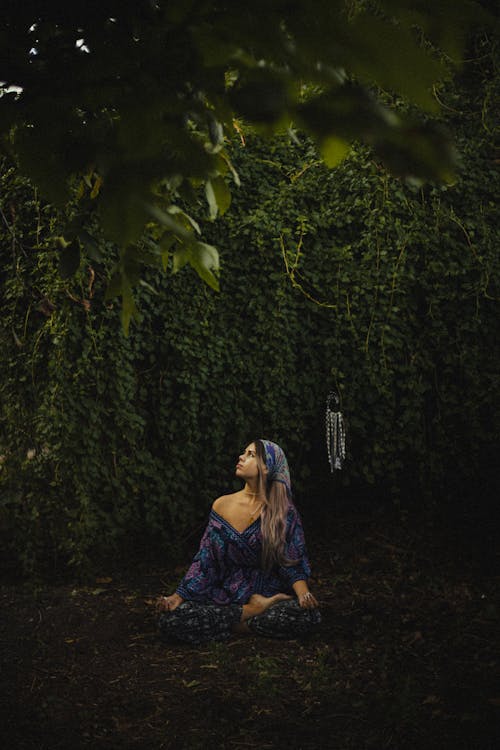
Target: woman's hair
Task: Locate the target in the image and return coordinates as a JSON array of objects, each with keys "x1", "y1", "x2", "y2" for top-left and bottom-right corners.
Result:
[{"x1": 255, "y1": 439, "x2": 297, "y2": 571}]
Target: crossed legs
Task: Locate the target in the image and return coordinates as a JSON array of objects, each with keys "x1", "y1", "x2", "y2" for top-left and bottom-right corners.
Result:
[{"x1": 158, "y1": 593, "x2": 320, "y2": 644}]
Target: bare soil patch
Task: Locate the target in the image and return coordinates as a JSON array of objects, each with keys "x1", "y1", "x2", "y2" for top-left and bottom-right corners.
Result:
[{"x1": 1, "y1": 511, "x2": 498, "y2": 749}]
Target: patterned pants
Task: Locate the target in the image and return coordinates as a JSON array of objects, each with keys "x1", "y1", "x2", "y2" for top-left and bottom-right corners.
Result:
[{"x1": 159, "y1": 599, "x2": 321, "y2": 645}]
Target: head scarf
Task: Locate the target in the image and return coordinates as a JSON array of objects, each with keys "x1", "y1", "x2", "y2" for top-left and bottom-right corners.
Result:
[{"x1": 259, "y1": 439, "x2": 292, "y2": 497}]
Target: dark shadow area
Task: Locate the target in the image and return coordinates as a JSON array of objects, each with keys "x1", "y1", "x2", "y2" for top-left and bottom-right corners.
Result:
[{"x1": 1, "y1": 507, "x2": 498, "y2": 749}]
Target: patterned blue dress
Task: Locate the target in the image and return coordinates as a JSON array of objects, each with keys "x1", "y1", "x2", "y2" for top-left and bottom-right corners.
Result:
[
  {"x1": 159, "y1": 503, "x2": 321, "y2": 644},
  {"x1": 176, "y1": 505, "x2": 311, "y2": 604}
]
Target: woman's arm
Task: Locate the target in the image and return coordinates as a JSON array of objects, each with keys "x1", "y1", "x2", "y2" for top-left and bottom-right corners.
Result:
[
  {"x1": 175, "y1": 508, "x2": 223, "y2": 602},
  {"x1": 280, "y1": 505, "x2": 318, "y2": 608},
  {"x1": 158, "y1": 506, "x2": 223, "y2": 608},
  {"x1": 278, "y1": 506, "x2": 312, "y2": 582}
]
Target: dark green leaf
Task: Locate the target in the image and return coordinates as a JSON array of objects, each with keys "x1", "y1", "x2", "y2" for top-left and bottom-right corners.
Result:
[
  {"x1": 120, "y1": 280, "x2": 140, "y2": 336},
  {"x1": 104, "y1": 271, "x2": 123, "y2": 301},
  {"x1": 79, "y1": 231, "x2": 104, "y2": 262},
  {"x1": 58, "y1": 241, "x2": 81, "y2": 279}
]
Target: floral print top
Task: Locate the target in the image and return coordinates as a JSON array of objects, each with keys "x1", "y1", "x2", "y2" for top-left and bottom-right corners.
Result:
[{"x1": 176, "y1": 504, "x2": 311, "y2": 605}]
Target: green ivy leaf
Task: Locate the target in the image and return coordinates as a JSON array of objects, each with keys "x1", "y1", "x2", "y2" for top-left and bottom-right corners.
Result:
[
  {"x1": 159, "y1": 232, "x2": 178, "y2": 271},
  {"x1": 145, "y1": 203, "x2": 199, "y2": 240},
  {"x1": 138, "y1": 279, "x2": 158, "y2": 296},
  {"x1": 205, "y1": 180, "x2": 218, "y2": 220},
  {"x1": 172, "y1": 245, "x2": 190, "y2": 273},
  {"x1": 211, "y1": 176, "x2": 232, "y2": 216},
  {"x1": 171, "y1": 239, "x2": 219, "y2": 290},
  {"x1": 188, "y1": 242, "x2": 220, "y2": 291},
  {"x1": 166, "y1": 205, "x2": 201, "y2": 235}
]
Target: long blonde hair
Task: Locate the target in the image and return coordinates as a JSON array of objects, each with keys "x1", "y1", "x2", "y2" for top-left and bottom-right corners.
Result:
[{"x1": 255, "y1": 439, "x2": 298, "y2": 571}]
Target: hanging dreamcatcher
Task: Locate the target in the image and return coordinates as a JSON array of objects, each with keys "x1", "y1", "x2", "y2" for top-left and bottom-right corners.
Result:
[{"x1": 326, "y1": 390, "x2": 346, "y2": 472}]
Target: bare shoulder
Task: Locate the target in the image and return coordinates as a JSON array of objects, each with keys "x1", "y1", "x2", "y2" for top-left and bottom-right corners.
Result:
[{"x1": 212, "y1": 492, "x2": 240, "y2": 513}]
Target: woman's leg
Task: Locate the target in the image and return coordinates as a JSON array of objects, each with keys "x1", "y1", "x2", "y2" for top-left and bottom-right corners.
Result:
[
  {"x1": 233, "y1": 593, "x2": 292, "y2": 635},
  {"x1": 158, "y1": 594, "x2": 301, "y2": 644},
  {"x1": 159, "y1": 601, "x2": 242, "y2": 645},
  {"x1": 245, "y1": 599, "x2": 321, "y2": 639}
]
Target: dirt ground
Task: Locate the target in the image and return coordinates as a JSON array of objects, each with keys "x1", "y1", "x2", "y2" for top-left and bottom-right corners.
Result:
[{"x1": 1, "y1": 509, "x2": 498, "y2": 750}]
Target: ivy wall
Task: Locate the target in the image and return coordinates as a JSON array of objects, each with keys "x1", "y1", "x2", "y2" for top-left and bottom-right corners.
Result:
[{"x1": 1, "y1": 43, "x2": 498, "y2": 575}]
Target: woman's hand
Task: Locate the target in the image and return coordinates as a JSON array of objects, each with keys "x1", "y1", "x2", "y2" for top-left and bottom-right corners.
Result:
[
  {"x1": 297, "y1": 590, "x2": 319, "y2": 609},
  {"x1": 293, "y1": 580, "x2": 319, "y2": 609},
  {"x1": 156, "y1": 593, "x2": 184, "y2": 613}
]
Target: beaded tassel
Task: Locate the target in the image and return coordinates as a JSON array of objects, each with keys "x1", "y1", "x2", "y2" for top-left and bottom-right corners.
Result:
[{"x1": 326, "y1": 391, "x2": 346, "y2": 472}]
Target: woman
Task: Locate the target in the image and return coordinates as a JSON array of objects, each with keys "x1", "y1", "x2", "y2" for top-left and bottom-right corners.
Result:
[{"x1": 157, "y1": 439, "x2": 320, "y2": 643}]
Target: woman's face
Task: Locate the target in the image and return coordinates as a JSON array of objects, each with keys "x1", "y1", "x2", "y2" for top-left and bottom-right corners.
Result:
[{"x1": 235, "y1": 443, "x2": 265, "y2": 480}]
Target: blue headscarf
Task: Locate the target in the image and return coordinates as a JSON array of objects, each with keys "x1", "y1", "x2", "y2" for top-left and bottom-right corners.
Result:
[{"x1": 259, "y1": 439, "x2": 292, "y2": 497}]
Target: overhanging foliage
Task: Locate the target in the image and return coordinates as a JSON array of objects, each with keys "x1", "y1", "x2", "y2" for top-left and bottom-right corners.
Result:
[{"x1": 0, "y1": 0, "x2": 495, "y2": 328}]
